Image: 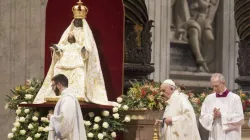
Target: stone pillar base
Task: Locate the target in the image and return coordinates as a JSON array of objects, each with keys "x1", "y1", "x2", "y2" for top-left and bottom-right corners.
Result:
[{"x1": 235, "y1": 76, "x2": 250, "y2": 91}]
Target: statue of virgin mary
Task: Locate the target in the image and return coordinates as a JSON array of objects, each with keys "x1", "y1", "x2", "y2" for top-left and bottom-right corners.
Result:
[{"x1": 34, "y1": 0, "x2": 113, "y2": 105}]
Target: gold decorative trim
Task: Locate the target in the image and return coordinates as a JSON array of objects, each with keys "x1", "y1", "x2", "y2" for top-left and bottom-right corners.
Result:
[{"x1": 45, "y1": 96, "x2": 85, "y2": 102}]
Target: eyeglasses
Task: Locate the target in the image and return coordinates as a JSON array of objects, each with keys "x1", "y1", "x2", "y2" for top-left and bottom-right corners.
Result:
[{"x1": 51, "y1": 84, "x2": 57, "y2": 88}]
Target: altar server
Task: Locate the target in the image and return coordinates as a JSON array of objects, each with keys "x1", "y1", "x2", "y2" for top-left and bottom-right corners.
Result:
[{"x1": 199, "y1": 73, "x2": 244, "y2": 140}]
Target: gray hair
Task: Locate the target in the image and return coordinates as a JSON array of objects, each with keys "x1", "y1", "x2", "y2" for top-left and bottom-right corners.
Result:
[{"x1": 211, "y1": 73, "x2": 225, "y2": 82}]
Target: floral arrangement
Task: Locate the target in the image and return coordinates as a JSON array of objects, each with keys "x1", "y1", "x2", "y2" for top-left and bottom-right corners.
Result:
[
  {"x1": 5, "y1": 79, "x2": 131, "y2": 140},
  {"x1": 120, "y1": 80, "x2": 166, "y2": 110},
  {"x1": 182, "y1": 88, "x2": 212, "y2": 115},
  {"x1": 5, "y1": 78, "x2": 42, "y2": 110},
  {"x1": 120, "y1": 80, "x2": 250, "y2": 116},
  {"x1": 183, "y1": 88, "x2": 250, "y2": 115},
  {"x1": 83, "y1": 102, "x2": 131, "y2": 139},
  {"x1": 233, "y1": 89, "x2": 250, "y2": 115},
  {"x1": 5, "y1": 78, "x2": 50, "y2": 140}
]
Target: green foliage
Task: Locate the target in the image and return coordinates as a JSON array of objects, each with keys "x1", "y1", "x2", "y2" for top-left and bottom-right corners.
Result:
[{"x1": 121, "y1": 80, "x2": 166, "y2": 110}]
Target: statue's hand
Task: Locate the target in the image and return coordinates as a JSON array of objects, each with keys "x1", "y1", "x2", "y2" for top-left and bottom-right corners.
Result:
[
  {"x1": 81, "y1": 46, "x2": 87, "y2": 53},
  {"x1": 81, "y1": 46, "x2": 89, "y2": 59},
  {"x1": 50, "y1": 44, "x2": 59, "y2": 51}
]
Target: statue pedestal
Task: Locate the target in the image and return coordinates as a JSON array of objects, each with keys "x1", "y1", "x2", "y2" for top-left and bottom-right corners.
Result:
[
  {"x1": 124, "y1": 63, "x2": 154, "y2": 92},
  {"x1": 123, "y1": 110, "x2": 163, "y2": 140},
  {"x1": 235, "y1": 76, "x2": 250, "y2": 92},
  {"x1": 19, "y1": 102, "x2": 113, "y2": 109},
  {"x1": 242, "y1": 116, "x2": 250, "y2": 140}
]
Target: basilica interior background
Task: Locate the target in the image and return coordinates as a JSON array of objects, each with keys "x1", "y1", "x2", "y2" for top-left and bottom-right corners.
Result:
[{"x1": 0, "y1": 0, "x2": 245, "y2": 139}]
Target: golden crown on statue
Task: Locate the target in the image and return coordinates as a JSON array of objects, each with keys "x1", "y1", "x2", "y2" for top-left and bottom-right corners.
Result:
[{"x1": 72, "y1": 0, "x2": 88, "y2": 19}]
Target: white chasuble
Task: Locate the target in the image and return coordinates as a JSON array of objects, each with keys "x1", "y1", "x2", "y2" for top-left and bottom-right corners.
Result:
[
  {"x1": 199, "y1": 92, "x2": 244, "y2": 140},
  {"x1": 48, "y1": 88, "x2": 87, "y2": 140},
  {"x1": 161, "y1": 90, "x2": 201, "y2": 140}
]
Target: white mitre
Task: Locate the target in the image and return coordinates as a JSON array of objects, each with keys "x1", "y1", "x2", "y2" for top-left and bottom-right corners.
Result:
[{"x1": 162, "y1": 79, "x2": 176, "y2": 87}]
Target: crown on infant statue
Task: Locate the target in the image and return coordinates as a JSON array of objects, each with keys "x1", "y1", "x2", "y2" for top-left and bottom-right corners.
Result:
[{"x1": 72, "y1": 0, "x2": 88, "y2": 19}]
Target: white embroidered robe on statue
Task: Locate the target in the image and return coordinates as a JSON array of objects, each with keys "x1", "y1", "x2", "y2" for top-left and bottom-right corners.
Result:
[
  {"x1": 199, "y1": 92, "x2": 244, "y2": 140},
  {"x1": 161, "y1": 90, "x2": 201, "y2": 140},
  {"x1": 48, "y1": 88, "x2": 87, "y2": 140}
]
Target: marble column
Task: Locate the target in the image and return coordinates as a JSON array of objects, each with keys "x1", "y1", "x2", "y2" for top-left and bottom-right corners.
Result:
[
  {"x1": 0, "y1": 0, "x2": 47, "y2": 139},
  {"x1": 145, "y1": 0, "x2": 171, "y2": 82},
  {"x1": 216, "y1": 0, "x2": 239, "y2": 89}
]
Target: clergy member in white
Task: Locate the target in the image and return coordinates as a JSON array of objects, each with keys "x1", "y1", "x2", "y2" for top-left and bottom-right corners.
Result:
[
  {"x1": 47, "y1": 74, "x2": 87, "y2": 140},
  {"x1": 156, "y1": 79, "x2": 201, "y2": 140},
  {"x1": 199, "y1": 73, "x2": 244, "y2": 140}
]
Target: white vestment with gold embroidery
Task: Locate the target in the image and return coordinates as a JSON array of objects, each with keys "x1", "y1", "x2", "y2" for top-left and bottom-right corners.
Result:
[
  {"x1": 34, "y1": 19, "x2": 114, "y2": 105},
  {"x1": 161, "y1": 90, "x2": 201, "y2": 140}
]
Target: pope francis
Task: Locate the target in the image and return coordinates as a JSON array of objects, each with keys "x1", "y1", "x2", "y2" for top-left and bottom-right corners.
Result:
[{"x1": 156, "y1": 79, "x2": 201, "y2": 140}]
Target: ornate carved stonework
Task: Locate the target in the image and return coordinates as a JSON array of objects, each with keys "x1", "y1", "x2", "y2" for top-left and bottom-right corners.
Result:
[
  {"x1": 123, "y1": 63, "x2": 155, "y2": 92},
  {"x1": 124, "y1": 20, "x2": 153, "y2": 64},
  {"x1": 234, "y1": 0, "x2": 250, "y2": 87},
  {"x1": 123, "y1": 0, "x2": 155, "y2": 91},
  {"x1": 170, "y1": 0, "x2": 220, "y2": 72}
]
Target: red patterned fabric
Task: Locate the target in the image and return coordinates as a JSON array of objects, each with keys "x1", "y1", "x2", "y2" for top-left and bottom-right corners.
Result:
[{"x1": 45, "y1": 0, "x2": 124, "y2": 103}]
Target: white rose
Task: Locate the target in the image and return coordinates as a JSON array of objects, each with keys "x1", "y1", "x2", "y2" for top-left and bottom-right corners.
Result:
[
  {"x1": 28, "y1": 124, "x2": 34, "y2": 130},
  {"x1": 34, "y1": 133, "x2": 41, "y2": 138},
  {"x1": 24, "y1": 109, "x2": 30, "y2": 114},
  {"x1": 26, "y1": 115, "x2": 31, "y2": 119},
  {"x1": 16, "y1": 109, "x2": 21, "y2": 115},
  {"x1": 7, "y1": 133, "x2": 13, "y2": 138},
  {"x1": 19, "y1": 117, "x2": 26, "y2": 122},
  {"x1": 113, "y1": 113, "x2": 120, "y2": 119},
  {"x1": 26, "y1": 137, "x2": 32, "y2": 140},
  {"x1": 84, "y1": 121, "x2": 91, "y2": 126},
  {"x1": 13, "y1": 122, "x2": 20, "y2": 128},
  {"x1": 102, "y1": 122, "x2": 109, "y2": 128},
  {"x1": 102, "y1": 110, "x2": 109, "y2": 117},
  {"x1": 87, "y1": 132, "x2": 94, "y2": 138},
  {"x1": 41, "y1": 117, "x2": 47, "y2": 122},
  {"x1": 32, "y1": 116, "x2": 38, "y2": 121},
  {"x1": 117, "y1": 104, "x2": 122, "y2": 108},
  {"x1": 20, "y1": 102, "x2": 27, "y2": 104},
  {"x1": 93, "y1": 124, "x2": 99, "y2": 130},
  {"x1": 94, "y1": 116, "x2": 101, "y2": 123},
  {"x1": 38, "y1": 127, "x2": 44, "y2": 132},
  {"x1": 102, "y1": 132, "x2": 107, "y2": 136},
  {"x1": 25, "y1": 94, "x2": 33, "y2": 100},
  {"x1": 112, "y1": 107, "x2": 118, "y2": 113},
  {"x1": 43, "y1": 126, "x2": 49, "y2": 132},
  {"x1": 122, "y1": 105, "x2": 129, "y2": 111},
  {"x1": 111, "y1": 132, "x2": 117, "y2": 138},
  {"x1": 97, "y1": 133, "x2": 104, "y2": 140},
  {"x1": 88, "y1": 112, "x2": 95, "y2": 117},
  {"x1": 124, "y1": 115, "x2": 131, "y2": 122},
  {"x1": 117, "y1": 97, "x2": 123, "y2": 103},
  {"x1": 20, "y1": 130, "x2": 26, "y2": 135},
  {"x1": 15, "y1": 117, "x2": 20, "y2": 122},
  {"x1": 11, "y1": 127, "x2": 17, "y2": 133}
]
